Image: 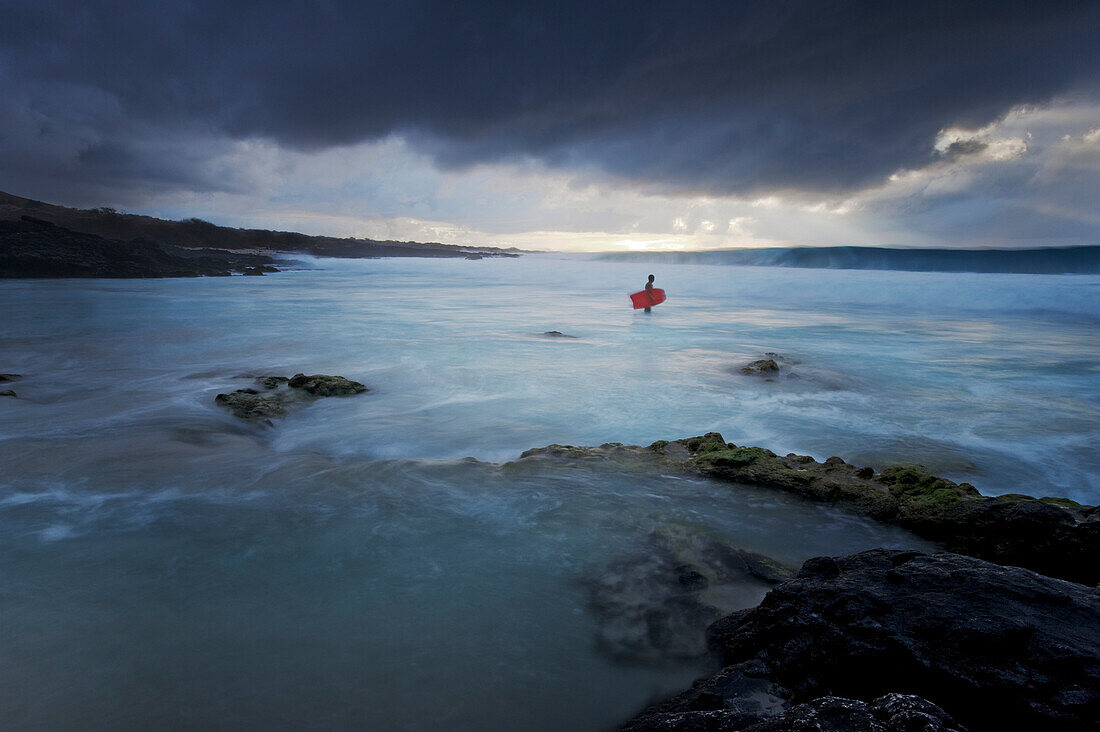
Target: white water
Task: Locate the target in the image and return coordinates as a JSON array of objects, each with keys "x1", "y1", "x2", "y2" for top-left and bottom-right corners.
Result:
[{"x1": 1, "y1": 255, "x2": 1096, "y2": 728}]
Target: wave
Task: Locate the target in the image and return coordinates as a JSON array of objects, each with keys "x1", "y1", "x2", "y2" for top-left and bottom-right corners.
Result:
[{"x1": 597, "y1": 245, "x2": 1100, "y2": 274}]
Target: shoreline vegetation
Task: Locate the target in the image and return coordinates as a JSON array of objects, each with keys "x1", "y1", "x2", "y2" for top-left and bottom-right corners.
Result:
[{"x1": 0, "y1": 190, "x2": 520, "y2": 278}]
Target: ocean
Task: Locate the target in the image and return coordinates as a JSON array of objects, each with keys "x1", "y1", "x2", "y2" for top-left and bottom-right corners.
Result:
[{"x1": 1, "y1": 254, "x2": 1096, "y2": 728}]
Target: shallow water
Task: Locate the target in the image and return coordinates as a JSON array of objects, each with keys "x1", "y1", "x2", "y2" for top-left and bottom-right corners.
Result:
[{"x1": 0, "y1": 255, "x2": 1096, "y2": 728}]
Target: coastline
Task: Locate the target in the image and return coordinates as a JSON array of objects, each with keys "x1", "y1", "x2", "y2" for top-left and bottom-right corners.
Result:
[
  {"x1": 517, "y1": 433, "x2": 1097, "y2": 585},
  {"x1": 0, "y1": 190, "x2": 521, "y2": 276},
  {"x1": 511, "y1": 433, "x2": 1098, "y2": 730}
]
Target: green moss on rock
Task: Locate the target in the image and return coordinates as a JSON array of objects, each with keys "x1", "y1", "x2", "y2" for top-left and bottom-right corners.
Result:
[
  {"x1": 1039, "y1": 496, "x2": 1089, "y2": 510},
  {"x1": 879, "y1": 466, "x2": 980, "y2": 502},
  {"x1": 993, "y1": 493, "x2": 1090, "y2": 511},
  {"x1": 695, "y1": 446, "x2": 774, "y2": 469},
  {"x1": 680, "y1": 433, "x2": 728, "y2": 454}
]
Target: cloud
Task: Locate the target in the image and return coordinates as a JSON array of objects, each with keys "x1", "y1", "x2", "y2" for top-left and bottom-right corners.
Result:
[
  {"x1": 49, "y1": 100, "x2": 1090, "y2": 252},
  {"x1": 2, "y1": 0, "x2": 1098, "y2": 205},
  {"x1": 1, "y1": 1, "x2": 1099, "y2": 250}
]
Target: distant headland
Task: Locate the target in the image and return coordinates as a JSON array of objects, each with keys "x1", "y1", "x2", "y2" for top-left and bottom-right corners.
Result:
[
  {"x1": 600, "y1": 243, "x2": 1100, "y2": 275},
  {"x1": 0, "y1": 190, "x2": 520, "y2": 278}
]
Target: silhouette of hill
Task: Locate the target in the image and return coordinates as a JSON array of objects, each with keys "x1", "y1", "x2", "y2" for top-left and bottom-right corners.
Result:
[
  {"x1": 599, "y1": 244, "x2": 1100, "y2": 274},
  {"x1": 1, "y1": 216, "x2": 280, "y2": 278},
  {"x1": 0, "y1": 190, "x2": 519, "y2": 260}
]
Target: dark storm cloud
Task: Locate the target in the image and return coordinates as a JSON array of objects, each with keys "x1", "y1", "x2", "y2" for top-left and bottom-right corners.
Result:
[{"x1": 1, "y1": 0, "x2": 1098, "y2": 198}]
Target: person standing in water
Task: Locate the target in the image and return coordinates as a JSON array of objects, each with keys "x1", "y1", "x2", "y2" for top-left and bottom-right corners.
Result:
[{"x1": 644, "y1": 274, "x2": 656, "y2": 312}]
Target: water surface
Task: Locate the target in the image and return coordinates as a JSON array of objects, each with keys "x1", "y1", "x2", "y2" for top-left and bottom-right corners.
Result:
[{"x1": 1, "y1": 255, "x2": 1096, "y2": 728}]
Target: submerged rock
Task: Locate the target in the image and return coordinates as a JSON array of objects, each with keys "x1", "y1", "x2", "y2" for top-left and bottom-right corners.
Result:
[
  {"x1": 0, "y1": 389, "x2": 16, "y2": 398},
  {"x1": 0, "y1": 373, "x2": 20, "y2": 382},
  {"x1": 215, "y1": 373, "x2": 368, "y2": 423},
  {"x1": 626, "y1": 550, "x2": 1098, "y2": 731},
  {"x1": 737, "y1": 354, "x2": 807, "y2": 382},
  {"x1": 590, "y1": 527, "x2": 792, "y2": 663},
  {"x1": 542, "y1": 330, "x2": 577, "y2": 338}
]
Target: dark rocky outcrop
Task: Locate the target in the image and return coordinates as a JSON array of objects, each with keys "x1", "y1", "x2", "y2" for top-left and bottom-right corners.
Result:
[
  {"x1": 214, "y1": 389, "x2": 289, "y2": 421},
  {"x1": 0, "y1": 189, "x2": 521, "y2": 261},
  {"x1": 286, "y1": 373, "x2": 369, "y2": 397},
  {"x1": 739, "y1": 359, "x2": 779, "y2": 376},
  {"x1": 542, "y1": 330, "x2": 577, "y2": 338},
  {"x1": 0, "y1": 216, "x2": 279, "y2": 278},
  {"x1": 215, "y1": 373, "x2": 368, "y2": 423},
  {"x1": 626, "y1": 693, "x2": 965, "y2": 731},
  {"x1": 737, "y1": 354, "x2": 805, "y2": 381},
  {"x1": 0, "y1": 374, "x2": 20, "y2": 397},
  {"x1": 626, "y1": 550, "x2": 1099, "y2": 731},
  {"x1": 516, "y1": 434, "x2": 1097, "y2": 585}
]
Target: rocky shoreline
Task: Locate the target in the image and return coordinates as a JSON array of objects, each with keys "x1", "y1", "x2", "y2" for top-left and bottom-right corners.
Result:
[
  {"x1": 517, "y1": 433, "x2": 1097, "y2": 586},
  {"x1": 623, "y1": 549, "x2": 1098, "y2": 731},
  {"x1": 0, "y1": 216, "x2": 285, "y2": 278},
  {"x1": 512, "y1": 434, "x2": 1098, "y2": 731},
  {"x1": 5, "y1": 364, "x2": 1097, "y2": 727},
  {"x1": 0, "y1": 190, "x2": 520, "y2": 275}
]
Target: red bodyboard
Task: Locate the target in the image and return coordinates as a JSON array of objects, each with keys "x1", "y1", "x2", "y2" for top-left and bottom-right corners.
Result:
[{"x1": 630, "y1": 288, "x2": 666, "y2": 309}]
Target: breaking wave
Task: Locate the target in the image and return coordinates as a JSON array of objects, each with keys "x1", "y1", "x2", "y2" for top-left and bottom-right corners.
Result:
[{"x1": 599, "y1": 245, "x2": 1100, "y2": 274}]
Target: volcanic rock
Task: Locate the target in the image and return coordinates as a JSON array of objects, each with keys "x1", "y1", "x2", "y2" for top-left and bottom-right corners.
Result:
[{"x1": 628, "y1": 550, "x2": 1099, "y2": 731}]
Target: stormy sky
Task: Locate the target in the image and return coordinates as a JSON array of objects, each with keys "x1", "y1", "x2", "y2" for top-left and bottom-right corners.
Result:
[{"x1": 2, "y1": 0, "x2": 1099, "y2": 250}]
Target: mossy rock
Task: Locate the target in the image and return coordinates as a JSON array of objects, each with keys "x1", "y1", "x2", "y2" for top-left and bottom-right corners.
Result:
[
  {"x1": 215, "y1": 390, "x2": 288, "y2": 421},
  {"x1": 879, "y1": 466, "x2": 980, "y2": 502},
  {"x1": 1039, "y1": 496, "x2": 1090, "y2": 510},
  {"x1": 695, "y1": 446, "x2": 774, "y2": 470},
  {"x1": 288, "y1": 373, "x2": 368, "y2": 397},
  {"x1": 740, "y1": 359, "x2": 780, "y2": 376},
  {"x1": 679, "y1": 433, "x2": 729, "y2": 454},
  {"x1": 994, "y1": 493, "x2": 1090, "y2": 511},
  {"x1": 692, "y1": 447, "x2": 817, "y2": 494}
]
